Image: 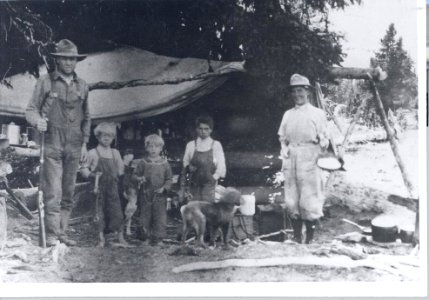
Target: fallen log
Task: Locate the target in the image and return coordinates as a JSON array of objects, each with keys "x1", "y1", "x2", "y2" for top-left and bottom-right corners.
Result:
[
  {"x1": 0, "y1": 187, "x2": 37, "y2": 199},
  {"x1": 2, "y1": 182, "x2": 91, "y2": 208},
  {"x1": 386, "y1": 194, "x2": 417, "y2": 212},
  {"x1": 258, "y1": 229, "x2": 292, "y2": 240},
  {"x1": 323, "y1": 243, "x2": 368, "y2": 260},
  {"x1": 171, "y1": 255, "x2": 404, "y2": 276},
  {"x1": 10, "y1": 146, "x2": 39, "y2": 157}
]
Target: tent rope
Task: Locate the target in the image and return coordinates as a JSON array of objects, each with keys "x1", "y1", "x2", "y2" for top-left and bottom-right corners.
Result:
[{"x1": 88, "y1": 61, "x2": 246, "y2": 91}]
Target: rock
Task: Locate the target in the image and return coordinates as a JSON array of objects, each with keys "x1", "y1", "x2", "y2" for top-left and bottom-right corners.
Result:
[
  {"x1": 334, "y1": 232, "x2": 367, "y2": 243},
  {"x1": 11, "y1": 265, "x2": 39, "y2": 271},
  {"x1": 19, "y1": 233, "x2": 32, "y2": 241},
  {"x1": 50, "y1": 242, "x2": 69, "y2": 264},
  {"x1": 6, "y1": 238, "x2": 28, "y2": 248},
  {"x1": 12, "y1": 250, "x2": 29, "y2": 263},
  {"x1": 0, "y1": 196, "x2": 7, "y2": 252},
  {"x1": 169, "y1": 245, "x2": 199, "y2": 256}
]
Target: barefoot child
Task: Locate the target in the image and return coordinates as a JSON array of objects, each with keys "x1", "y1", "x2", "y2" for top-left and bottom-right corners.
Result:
[
  {"x1": 132, "y1": 134, "x2": 173, "y2": 245},
  {"x1": 80, "y1": 122, "x2": 127, "y2": 247}
]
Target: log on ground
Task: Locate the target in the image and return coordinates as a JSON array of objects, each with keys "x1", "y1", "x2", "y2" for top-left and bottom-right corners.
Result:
[{"x1": 171, "y1": 255, "x2": 412, "y2": 276}]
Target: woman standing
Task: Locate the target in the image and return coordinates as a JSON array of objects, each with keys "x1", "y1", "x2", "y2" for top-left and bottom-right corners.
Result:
[{"x1": 278, "y1": 74, "x2": 329, "y2": 244}]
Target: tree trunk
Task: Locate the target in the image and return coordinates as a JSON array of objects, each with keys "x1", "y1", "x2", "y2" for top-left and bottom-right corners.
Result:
[
  {"x1": 368, "y1": 76, "x2": 415, "y2": 198},
  {"x1": 329, "y1": 66, "x2": 387, "y2": 81}
]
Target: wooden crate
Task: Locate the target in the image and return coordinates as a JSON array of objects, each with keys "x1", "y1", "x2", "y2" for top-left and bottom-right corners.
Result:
[{"x1": 257, "y1": 204, "x2": 289, "y2": 242}]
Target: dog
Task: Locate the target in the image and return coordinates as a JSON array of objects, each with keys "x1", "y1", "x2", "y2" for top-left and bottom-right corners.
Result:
[
  {"x1": 123, "y1": 186, "x2": 138, "y2": 236},
  {"x1": 180, "y1": 187, "x2": 241, "y2": 248},
  {"x1": 122, "y1": 153, "x2": 139, "y2": 236}
]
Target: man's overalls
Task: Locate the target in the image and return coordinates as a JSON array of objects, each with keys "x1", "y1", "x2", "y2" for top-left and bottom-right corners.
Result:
[{"x1": 41, "y1": 73, "x2": 88, "y2": 243}]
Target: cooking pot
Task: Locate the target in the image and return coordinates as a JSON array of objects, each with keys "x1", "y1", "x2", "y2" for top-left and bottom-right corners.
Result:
[
  {"x1": 398, "y1": 224, "x2": 415, "y2": 244},
  {"x1": 371, "y1": 215, "x2": 398, "y2": 243},
  {"x1": 343, "y1": 216, "x2": 399, "y2": 243}
]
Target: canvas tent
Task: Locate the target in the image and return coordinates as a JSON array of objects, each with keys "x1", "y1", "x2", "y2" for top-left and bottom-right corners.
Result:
[{"x1": 0, "y1": 46, "x2": 243, "y2": 123}]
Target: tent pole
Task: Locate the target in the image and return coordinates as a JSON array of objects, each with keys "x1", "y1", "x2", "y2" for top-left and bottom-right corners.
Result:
[
  {"x1": 315, "y1": 82, "x2": 344, "y2": 135},
  {"x1": 367, "y1": 74, "x2": 416, "y2": 198}
]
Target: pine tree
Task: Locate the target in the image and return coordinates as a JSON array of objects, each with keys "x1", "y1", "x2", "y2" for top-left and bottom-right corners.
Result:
[{"x1": 370, "y1": 23, "x2": 417, "y2": 112}]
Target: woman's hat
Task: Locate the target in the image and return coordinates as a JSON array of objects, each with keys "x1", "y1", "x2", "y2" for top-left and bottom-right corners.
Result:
[
  {"x1": 50, "y1": 39, "x2": 87, "y2": 61},
  {"x1": 289, "y1": 74, "x2": 312, "y2": 88}
]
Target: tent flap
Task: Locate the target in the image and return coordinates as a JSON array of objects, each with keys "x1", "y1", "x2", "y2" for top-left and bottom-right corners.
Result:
[{"x1": 0, "y1": 46, "x2": 240, "y2": 122}]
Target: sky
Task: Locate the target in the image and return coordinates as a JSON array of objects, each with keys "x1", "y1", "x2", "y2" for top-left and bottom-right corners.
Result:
[{"x1": 329, "y1": 0, "x2": 421, "y2": 68}]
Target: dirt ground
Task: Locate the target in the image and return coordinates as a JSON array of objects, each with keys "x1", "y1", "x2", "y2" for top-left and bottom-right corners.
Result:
[{"x1": 0, "y1": 127, "x2": 421, "y2": 284}]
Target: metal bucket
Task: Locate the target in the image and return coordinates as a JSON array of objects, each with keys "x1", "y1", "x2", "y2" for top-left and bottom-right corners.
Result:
[
  {"x1": 2, "y1": 123, "x2": 21, "y2": 145},
  {"x1": 239, "y1": 195, "x2": 255, "y2": 216}
]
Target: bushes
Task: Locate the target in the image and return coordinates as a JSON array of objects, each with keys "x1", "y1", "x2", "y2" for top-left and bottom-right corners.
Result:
[{"x1": 0, "y1": 148, "x2": 39, "y2": 189}]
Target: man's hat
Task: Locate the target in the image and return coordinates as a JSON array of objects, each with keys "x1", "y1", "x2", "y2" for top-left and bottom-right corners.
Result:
[
  {"x1": 289, "y1": 73, "x2": 312, "y2": 88},
  {"x1": 50, "y1": 39, "x2": 87, "y2": 61}
]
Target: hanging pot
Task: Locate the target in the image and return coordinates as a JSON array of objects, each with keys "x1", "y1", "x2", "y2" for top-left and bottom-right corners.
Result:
[{"x1": 317, "y1": 153, "x2": 345, "y2": 171}]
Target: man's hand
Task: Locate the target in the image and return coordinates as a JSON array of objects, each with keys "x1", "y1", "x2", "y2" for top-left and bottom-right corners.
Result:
[
  {"x1": 187, "y1": 164, "x2": 197, "y2": 173},
  {"x1": 136, "y1": 176, "x2": 146, "y2": 184},
  {"x1": 123, "y1": 154, "x2": 134, "y2": 166},
  {"x1": 155, "y1": 187, "x2": 164, "y2": 194},
  {"x1": 37, "y1": 118, "x2": 48, "y2": 132},
  {"x1": 80, "y1": 143, "x2": 88, "y2": 164},
  {"x1": 319, "y1": 139, "x2": 329, "y2": 151},
  {"x1": 280, "y1": 145, "x2": 289, "y2": 159},
  {"x1": 80, "y1": 167, "x2": 91, "y2": 178}
]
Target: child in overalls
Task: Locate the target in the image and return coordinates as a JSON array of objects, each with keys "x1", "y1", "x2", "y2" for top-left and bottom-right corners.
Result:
[
  {"x1": 182, "y1": 115, "x2": 226, "y2": 202},
  {"x1": 132, "y1": 134, "x2": 173, "y2": 245},
  {"x1": 80, "y1": 122, "x2": 126, "y2": 247}
]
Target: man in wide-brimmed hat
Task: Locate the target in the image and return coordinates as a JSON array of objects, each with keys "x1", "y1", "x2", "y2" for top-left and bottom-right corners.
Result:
[
  {"x1": 26, "y1": 39, "x2": 90, "y2": 247},
  {"x1": 277, "y1": 74, "x2": 329, "y2": 244}
]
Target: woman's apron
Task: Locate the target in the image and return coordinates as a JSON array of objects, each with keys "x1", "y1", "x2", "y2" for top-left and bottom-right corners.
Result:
[{"x1": 189, "y1": 140, "x2": 216, "y2": 202}]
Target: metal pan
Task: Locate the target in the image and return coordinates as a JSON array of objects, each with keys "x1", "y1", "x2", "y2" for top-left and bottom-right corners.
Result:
[
  {"x1": 344, "y1": 216, "x2": 400, "y2": 243},
  {"x1": 342, "y1": 218, "x2": 372, "y2": 235},
  {"x1": 317, "y1": 156, "x2": 345, "y2": 171}
]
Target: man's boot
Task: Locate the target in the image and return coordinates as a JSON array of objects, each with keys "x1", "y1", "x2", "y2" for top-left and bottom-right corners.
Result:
[
  {"x1": 59, "y1": 210, "x2": 77, "y2": 246},
  {"x1": 291, "y1": 218, "x2": 303, "y2": 243},
  {"x1": 304, "y1": 220, "x2": 317, "y2": 244}
]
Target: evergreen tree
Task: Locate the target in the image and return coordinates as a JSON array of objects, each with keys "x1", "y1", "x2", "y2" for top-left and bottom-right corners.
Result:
[
  {"x1": 1, "y1": 1, "x2": 360, "y2": 92},
  {"x1": 370, "y1": 23, "x2": 417, "y2": 112}
]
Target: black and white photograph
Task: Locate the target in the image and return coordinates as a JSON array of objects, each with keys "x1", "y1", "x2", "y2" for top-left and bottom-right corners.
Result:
[{"x1": 0, "y1": 0, "x2": 426, "y2": 297}]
